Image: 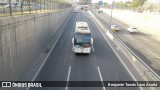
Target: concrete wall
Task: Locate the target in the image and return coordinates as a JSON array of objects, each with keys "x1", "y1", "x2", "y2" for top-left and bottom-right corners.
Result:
[{"x1": 0, "y1": 8, "x2": 72, "y2": 81}]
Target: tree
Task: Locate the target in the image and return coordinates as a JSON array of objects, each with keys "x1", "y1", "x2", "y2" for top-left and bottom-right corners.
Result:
[
  {"x1": 104, "y1": 2, "x2": 109, "y2": 8},
  {"x1": 138, "y1": 0, "x2": 147, "y2": 6},
  {"x1": 131, "y1": 0, "x2": 138, "y2": 8},
  {"x1": 116, "y1": 1, "x2": 127, "y2": 9},
  {"x1": 125, "y1": 1, "x2": 131, "y2": 5},
  {"x1": 131, "y1": 0, "x2": 147, "y2": 8}
]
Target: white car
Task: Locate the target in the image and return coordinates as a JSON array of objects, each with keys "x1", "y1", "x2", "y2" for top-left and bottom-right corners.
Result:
[
  {"x1": 127, "y1": 27, "x2": 137, "y2": 33},
  {"x1": 111, "y1": 25, "x2": 120, "y2": 31},
  {"x1": 74, "y1": 9, "x2": 78, "y2": 13},
  {"x1": 75, "y1": 10, "x2": 78, "y2": 13},
  {"x1": 98, "y1": 8, "x2": 103, "y2": 13},
  {"x1": 5, "y1": 4, "x2": 16, "y2": 8}
]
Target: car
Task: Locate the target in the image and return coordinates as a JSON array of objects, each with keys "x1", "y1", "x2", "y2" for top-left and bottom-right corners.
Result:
[
  {"x1": 79, "y1": 7, "x2": 84, "y2": 10},
  {"x1": 127, "y1": 26, "x2": 137, "y2": 33},
  {"x1": 98, "y1": 8, "x2": 103, "y2": 13},
  {"x1": 75, "y1": 10, "x2": 78, "y2": 13},
  {"x1": 111, "y1": 25, "x2": 120, "y2": 31},
  {"x1": 74, "y1": 9, "x2": 78, "y2": 13},
  {"x1": 5, "y1": 4, "x2": 16, "y2": 8}
]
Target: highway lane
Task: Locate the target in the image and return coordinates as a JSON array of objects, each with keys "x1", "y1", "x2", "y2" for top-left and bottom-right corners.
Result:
[
  {"x1": 91, "y1": 10, "x2": 160, "y2": 75},
  {"x1": 30, "y1": 10, "x2": 139, "y2": 90}
]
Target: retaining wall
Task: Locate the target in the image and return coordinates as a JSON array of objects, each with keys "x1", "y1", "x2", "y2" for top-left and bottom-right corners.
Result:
[{"x1": 0, "y1": 8, "x2": 72, "y2": 81}]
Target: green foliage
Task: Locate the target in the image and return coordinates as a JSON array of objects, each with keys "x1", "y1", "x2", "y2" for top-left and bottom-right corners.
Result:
[
  {"x1": 138, "y1": 0, "x2": 147, "y2": 6},
  {"x1": 104, "y1": 2, "x2": 108, "y2": 6},
  {"x1": 103, "y1": 2, "x2": 109, "y2": 8},
  {"x1": 131, "y1": 0, "x2": 147, "y2": 8},
  {"x1": 52, "y1": 0, "x2": 68, "y2": 2},
  {"x1": 142, "y1": 2, "x2": 160, "y2": 12},
  {"x1": 116, "y1": 1, "x2": 127, "y2": 9},
  {"x1": 125, "y1": 1, "x2": 131, "y2": 5}
]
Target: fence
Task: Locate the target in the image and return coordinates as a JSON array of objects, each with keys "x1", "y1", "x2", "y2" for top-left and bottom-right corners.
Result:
[{"x1": 0, "y1": 0, "x2": 72, "y2": 17}]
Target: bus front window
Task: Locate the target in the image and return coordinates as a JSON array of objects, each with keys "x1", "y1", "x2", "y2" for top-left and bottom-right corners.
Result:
[
  {"x1": 82, "y1": 34, "x2": 91, "y2": 44},
  {"x1": 75, "y1": 34, "x2": 91, "y2": 44}
]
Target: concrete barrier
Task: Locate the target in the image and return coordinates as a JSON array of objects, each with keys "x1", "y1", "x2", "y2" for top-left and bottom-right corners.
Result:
[{"x1": 0, "y1": 8, "x2": 72, "y2": 81}]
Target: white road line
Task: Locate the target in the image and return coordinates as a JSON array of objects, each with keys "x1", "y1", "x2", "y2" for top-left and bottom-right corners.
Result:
[
  {"x1": 92, "y1": 44, "x2": 95, "y2": 52},
  {"x1": 67, "y1": 66, "x2": 71, "y2": 81},
  {"x1": 146, "y1": 49, "x2": 160, "y2": 58},
  {"x1": 97, "y1": 66, "x2": 106, "y2": 90},
  {"x1": 65, "y1": 66, "x2": 71, "y2": 90}
]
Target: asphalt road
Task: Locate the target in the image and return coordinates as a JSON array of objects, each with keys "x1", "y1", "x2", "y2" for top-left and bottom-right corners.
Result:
[
  {"x1": 91, "y1": 10, "x2": 160, "y2": 75},
  {"x1": 30, "y1": 10, "x2": 140, "y2": 90}
]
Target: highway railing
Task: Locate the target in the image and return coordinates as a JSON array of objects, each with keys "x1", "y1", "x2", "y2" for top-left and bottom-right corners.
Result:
[{"x1": 0, "y1": 1, "x2": 72, "y2": 17}]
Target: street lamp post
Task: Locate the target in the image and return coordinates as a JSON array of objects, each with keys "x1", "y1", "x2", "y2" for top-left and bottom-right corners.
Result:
[
  {"x1": 40, "y1": 0, "x2": 41, "y2": 12},
  {"x1": 9, "y1": 0, "x2": 12, "y2": 16},
  {"x1": 20, "y1": 0, "x2": 23, "y2": 15},
  {"x1": 109, "y1": 0, "x2": 114, "y2": 31},
  {"x1": 29, "y1": 0, "x2": 31, "y2": 14},
  {"x1": 44, "y1": 0, "x2": 45, "y2": 12}
]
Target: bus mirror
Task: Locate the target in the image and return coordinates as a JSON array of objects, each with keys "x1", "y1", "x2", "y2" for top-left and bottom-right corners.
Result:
[
  {"x1": 91, "y1": 38, "x2": 93, "y2": 45},
  {"x1": 72, "y1": 38, "x2": 74, "y2": 44}
]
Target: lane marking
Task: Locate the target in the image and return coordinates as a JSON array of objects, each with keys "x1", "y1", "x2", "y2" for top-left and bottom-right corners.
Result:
[
  {"x1": 97, "y1": 66, "x2": 106, "y2": 90},
  {"x1": 92, "y1": 44, "x2": 95, "y2": 52},
  {"x1": 65, "y1": 66, "x2": 71, "y2": 90},
  {"x1": 146, "y1": 49, "x2": 160, "y2": 59},
  {"x1": 67, "y1": 66, "x2": 71, "y2": 81}
]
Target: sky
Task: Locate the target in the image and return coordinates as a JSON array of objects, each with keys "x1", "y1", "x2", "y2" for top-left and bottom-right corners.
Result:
[
  {"x1": 75, "y1": 0, "x2": 159, "y2": 3},
  {"x1": 75, "y1": 0, "x2": 131, "y2": 3},
  {"x1": 92, "y1": 0, "x2": 132, "y2": 3},
  {"x1": 92, "y1": 0, "x2": 160, "y2": 3}
]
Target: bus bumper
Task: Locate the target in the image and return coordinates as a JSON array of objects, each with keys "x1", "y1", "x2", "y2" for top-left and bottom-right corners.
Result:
[{"x1": 73, "y1": 47, "x2": 91, "y2": 53}]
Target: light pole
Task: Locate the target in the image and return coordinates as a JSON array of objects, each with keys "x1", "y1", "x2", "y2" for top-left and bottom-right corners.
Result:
[
  {"x1": 40, "y1": 0, "x2": 41, "y2": 12},
  {"x1": 8, "y1": 0, "x2": 12, "y2": 16},
  {"x1": 109, "y1": 0, "x2": 114, "y2": 31},
  {"x1": 44, "y1": 0, "x2": 45, "y2": 12},
  {"x1": 29, "y1": 0, "x2": 31, "y2": 14}
]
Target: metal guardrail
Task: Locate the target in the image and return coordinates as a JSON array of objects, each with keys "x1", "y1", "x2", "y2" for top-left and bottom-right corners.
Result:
[{"x1": 0, "y1": 0, "x2": 72, "y2": 17}]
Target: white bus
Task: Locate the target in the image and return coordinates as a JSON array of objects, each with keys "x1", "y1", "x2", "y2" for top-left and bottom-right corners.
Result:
[{"x1": 72, "y1": 22, "x2": 93, "y2": 54}]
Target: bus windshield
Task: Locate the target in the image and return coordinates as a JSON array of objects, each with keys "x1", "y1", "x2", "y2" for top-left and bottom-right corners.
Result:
[{"x1": 75, "y1": 34, "x2": 91, "y2": 44}]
